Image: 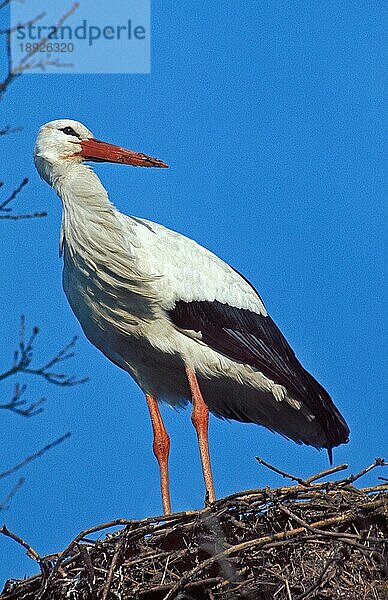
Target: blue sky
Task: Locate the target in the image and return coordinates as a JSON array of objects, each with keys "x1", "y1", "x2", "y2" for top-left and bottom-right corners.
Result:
[{"x1": 0, "y1": 1, "x2": 386, "y2": 585}]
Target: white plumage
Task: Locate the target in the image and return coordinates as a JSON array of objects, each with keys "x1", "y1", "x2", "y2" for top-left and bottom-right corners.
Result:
[{"x1": 34, "y1": 119, "x2": 349, "y2": 514}]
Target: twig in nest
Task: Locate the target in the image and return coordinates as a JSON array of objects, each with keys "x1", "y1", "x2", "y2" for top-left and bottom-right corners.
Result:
[
  {"x1": 339, "y1": 458, "x2": 388, "y2": 485},
  {"x1": 256, "y1": 456, "x2": 311, "y2": 486},
  {"x1": 0, "y1": 524, "x2": 41, "y2": 563},
  {"x1": 294, "y1": 552, "x2": 340, "y2": 600},
  {"x1": 256, "y1": 457, "x2": 349, "y2": 487},
  {"x1": 304, "y1": 463, "x2": 348, "y2": 483},
  {"x1": 77, "y1": 545, "x2": 95, "y2": 587},
  {"x1": 101, "y1": 536, "x2": 126, "y2": 600}
]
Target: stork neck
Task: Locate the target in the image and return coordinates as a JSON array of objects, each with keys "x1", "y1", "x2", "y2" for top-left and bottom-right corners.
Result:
[
  {"x1": 54, "y1": 162, "x2": 115, "y2": 215},
  {"x1": 54, "y1": 162, "x2": 131, "y2": 259}
]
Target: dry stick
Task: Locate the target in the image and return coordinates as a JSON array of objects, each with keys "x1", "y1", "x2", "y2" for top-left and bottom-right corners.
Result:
[
  {"x1": 138, "y1": 577, "x2": 224, "y2": 597},
  {"x1": 277, "y1": 504, "x2": 361, "y2": 542},
  {"x1": 256, "y1": 457, "x2": 311, "y2": 486},
  {"x1": 361, "y1": 483, "x2": 388, "y2": 493},
  {"x1": 162, "y1": 499, "x2": 386, "y2": 600},
  {"x1": 304, "y1": 463, "x2": 348, "y2": 484},
  {"x1": 0, "y1": 525, "x2": 41, "y2": 563},
  {"x1": 339, "y1": 458, "x2": 387, "y2": 486},
  {"x1": 294, "y1": 554, "x2": 339, "y2": 600},
  {"x1": 256, "y1": 457, "x2": 351, "y2": 488},
  {"x1": 101, "y1": 536, "x2": 125, "y2": 600},
  {"x1": 77, "y1": 545, "x2": 95, "y2": 587},
  {"x1": 0, "y1": 433, "x2": 71, "y2": 480}
]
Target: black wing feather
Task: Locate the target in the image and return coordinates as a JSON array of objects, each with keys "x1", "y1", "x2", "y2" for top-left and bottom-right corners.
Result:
[{"x1": 168, "y1": 299, "x2": 349, "y2": 452}]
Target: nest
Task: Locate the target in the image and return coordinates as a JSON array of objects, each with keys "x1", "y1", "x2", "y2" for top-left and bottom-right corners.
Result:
[{"x1": 1, "y1": 460, "x2": 387, "y2": 600}]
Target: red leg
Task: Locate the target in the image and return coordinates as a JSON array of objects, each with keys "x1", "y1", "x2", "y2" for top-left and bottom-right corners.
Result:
[
  {"x1": 145, "y1": 394, "x2": 171, "y2": 515},
  {"x1": 185, "y1": 367, "x2": 216, "y2": 504}
]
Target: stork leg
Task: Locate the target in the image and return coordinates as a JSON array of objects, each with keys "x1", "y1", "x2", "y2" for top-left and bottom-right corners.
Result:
[
  {"x1": 145, "y1": 393, "x2": 171, "y2": 515},
  {"x1": 185, "y1": 367, "x2": 216, "y2": 504}
]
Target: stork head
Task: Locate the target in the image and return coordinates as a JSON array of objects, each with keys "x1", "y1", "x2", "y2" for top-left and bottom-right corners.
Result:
[{"x1": 34, "y1": 119, "x2": 168, "y2": 185}]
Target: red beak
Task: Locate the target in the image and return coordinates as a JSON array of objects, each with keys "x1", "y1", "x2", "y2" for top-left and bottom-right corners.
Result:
[{"x1": 78, "y1": 138, "x2": 168, "y2": 168}]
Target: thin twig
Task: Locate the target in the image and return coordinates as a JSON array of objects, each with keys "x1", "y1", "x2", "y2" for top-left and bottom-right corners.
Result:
[
  {"x1": 339, "y1": 459, "x2": 387, "y2": 485},
  {"x1": 304, "y1": 463, "x2": 348, "y2": 484},
  {"x1": 77, "y1": 545, "x2": 95, "y2": 587},
  {"x1": 294, "y1": 553, "x2": 339, "y2": 600},
  {"x1": 0, "y1": 124, "x2": 22, "y2": 136},
  {"x1": 0, "y1": 433, "x2": 71, "y2": 480},
  {"x1": 0, "y1": 317, "x2": 87, "y2": 388},
  {"x1": 0, "y1": 211, "x2": 47, "y2": 220},
  {"x1": 0, "y1": 524, "x2": 41, "y2": 562},
  {"x1": 0, "y1": 383, "x2": 46, "y2": 417},
  {"x1": 101, "y1": 536, "x2": 126, "y2": 600},
  {"x1": 0, "y1": 3, "x2": 79, "y2": 99},
  {"x1": 0, "y1": 177, "x2": 28, "y2": 211},
  {"x1": 256, "y1": 456, "x2": 310, "y2": 486},
  {"x1": 0, "y1": 477, "x2": 24, "y2": 511}
]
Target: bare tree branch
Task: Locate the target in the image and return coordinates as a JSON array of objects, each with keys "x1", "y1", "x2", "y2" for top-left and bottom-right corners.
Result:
[
  {"x1": 0, "y1": 384, "x2": 46, "y2": 417},
  {"x1": 0, "y1": 316, "x2": 88, "y2": 389},
  {"x1": 0, "y1": 124, "x2": 22, "y2": 136},
  {"x1": 0, "y1": 177, "x2": 28, "y2": 211},
  {"x1": 0, "y1": 178, "x2": 47, "y2": 220},
  {"x1": 0, "y1": 1, "x2": 12, "y2": 11},
  {"x1": 0, "y1": 433, "x2": 71, "y2": 480},
  {"x1": 0, "y1": 2, "x2": 79, "y2": 100},
  {"x1": 0, "y1": 477, "x2": 24, "y2": 511},
  {"x1": 0, "y1": 211, "x2": 48, "y2": 220}
]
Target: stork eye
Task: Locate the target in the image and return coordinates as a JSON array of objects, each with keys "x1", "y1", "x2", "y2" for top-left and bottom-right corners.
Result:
[{"x1": 60, "y1": 126, "x2": 80, "y2": 138}]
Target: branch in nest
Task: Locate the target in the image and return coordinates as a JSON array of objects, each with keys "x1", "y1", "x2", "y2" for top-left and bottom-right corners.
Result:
[
  {"x1": 0, "y1": 525, "x2": 41, "y2": 563},
  {"x1": 255, "y1": 456, "x2": 349, "y2": 486}
]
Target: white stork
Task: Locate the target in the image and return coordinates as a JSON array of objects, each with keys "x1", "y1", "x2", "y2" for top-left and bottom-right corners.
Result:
[{"x1": 33, "y1": 119, "x2": 349, "y2": 515}]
